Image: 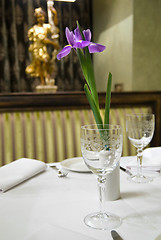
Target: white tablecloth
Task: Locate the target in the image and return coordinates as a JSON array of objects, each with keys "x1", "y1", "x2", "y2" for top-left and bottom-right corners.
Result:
[{"x1": 0, "y1": 156, "x2": 161, "y2": 240}]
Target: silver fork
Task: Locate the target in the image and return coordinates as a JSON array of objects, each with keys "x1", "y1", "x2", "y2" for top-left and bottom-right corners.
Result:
[
  {"x1": 57, "y1": 168, "x2": 68, "y2": 177},
  {"x1": 47, "y1": 163, "x2": 69, "y2": 177}
]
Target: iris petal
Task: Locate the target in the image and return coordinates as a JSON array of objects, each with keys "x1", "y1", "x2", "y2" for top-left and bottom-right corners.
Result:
[
  {"x1": 88, "y1": 43, "x2": 106, "y2": 53},
  {"x1": 57, "y1": 45, "x2": 72, "y2": 60},
  {"x1": 74, "y1": 27, "x2": 82, "y2": 41},
  {"x1": 74, "y1": 40, "x2": 90, "y2": 49},
  {"x1": 83, "y1": 29, "x2": 91, "y2": 42},
  {"x1": 65, "y1": 27, "x2": 75, "y2": 46}
]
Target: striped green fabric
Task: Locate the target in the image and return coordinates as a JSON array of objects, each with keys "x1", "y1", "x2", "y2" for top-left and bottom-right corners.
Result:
[{"x1": 0, "y1": 107, "x2": 152, "y2": 166}]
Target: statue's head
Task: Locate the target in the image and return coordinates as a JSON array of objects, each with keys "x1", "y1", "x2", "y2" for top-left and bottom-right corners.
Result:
[{"x1": 34, "y1": 8, "x2": 46, "y2": 23}]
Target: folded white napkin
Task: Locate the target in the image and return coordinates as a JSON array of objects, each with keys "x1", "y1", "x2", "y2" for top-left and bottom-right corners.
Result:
[
  {"x1": 0, "y1": 158, "x2": 47, "y2": 192},
  {"x1": 142, "y1": 147, "x2": 161, "y2": 165}
]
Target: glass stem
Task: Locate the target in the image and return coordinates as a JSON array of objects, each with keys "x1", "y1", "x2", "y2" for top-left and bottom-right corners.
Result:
[
  {"x1": 137, "y1": 147, "x2": 143, "y2": 176},
  {"x1": 97, "y1": 176, "x2": 106, "y2": 214}
]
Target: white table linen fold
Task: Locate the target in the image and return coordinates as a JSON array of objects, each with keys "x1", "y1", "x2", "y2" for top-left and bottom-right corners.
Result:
[
  {"x1": 0, "y1": 158, "x2": 46, "y2": 192},
  {"x1": 24, "y1": 223, "x2": 97, "y2": 240}
]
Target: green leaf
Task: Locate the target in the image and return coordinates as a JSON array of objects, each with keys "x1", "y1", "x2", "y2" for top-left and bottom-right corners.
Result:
[
  {"x1": 104, "y1": 72, "x2": 112, "y2": 126},
  {"x1": 84, "y1": 47, "x2": 99, "y2": 109},
  {"x1": 76, "y1": 48, "x2": 88, "y2": 80},
  {"x1": 77, "y1": 21, "x2": 99, "y2": 109},
  {"x1": 77, "y1": 47, "x2": 99, "y2": 110},
  {"x1": 84, "y1": 84, "x2": 103, "y2": 126}
]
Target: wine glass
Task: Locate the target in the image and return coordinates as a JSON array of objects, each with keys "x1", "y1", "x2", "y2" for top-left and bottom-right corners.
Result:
[
  {"x1": 126, "y1": 113, "x2": 155, "y2": 183},
  {"x1": 80, "y1": 124, "x2": 122, "y2": 230}
]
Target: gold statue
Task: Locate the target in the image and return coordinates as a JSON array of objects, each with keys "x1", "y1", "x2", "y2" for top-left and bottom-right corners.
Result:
[{"x1": 26, "y1": 6, "x2": 59, "y2": 87}]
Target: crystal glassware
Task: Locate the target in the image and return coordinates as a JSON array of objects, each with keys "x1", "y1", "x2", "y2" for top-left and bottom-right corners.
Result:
[
  {"x1": 126, "y1": 113, "x2": 155, "y2": 183},
  {"x1": 80, "y1": 124, "x2": 122, "y2": 230}
]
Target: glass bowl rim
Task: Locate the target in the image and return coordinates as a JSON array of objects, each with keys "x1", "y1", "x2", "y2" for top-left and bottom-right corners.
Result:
[{"x1": 81, "y1": 124, "x2": 122, "y2": 131}]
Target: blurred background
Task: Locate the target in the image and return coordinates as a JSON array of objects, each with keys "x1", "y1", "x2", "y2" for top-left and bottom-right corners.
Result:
[{"x1": 0, "y1": 0, "x2": 161, "y2": 93}]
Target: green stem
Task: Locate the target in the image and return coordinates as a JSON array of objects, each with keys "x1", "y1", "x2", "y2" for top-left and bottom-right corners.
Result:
[
  {"x1": 77, "y1": 21, "x2": 99, "y2": 109},
  {"x1": 84, "y1": 84, "x2": 103, "y2": 126}
]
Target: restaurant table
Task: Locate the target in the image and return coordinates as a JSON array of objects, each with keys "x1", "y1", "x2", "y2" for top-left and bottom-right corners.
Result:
[{"x1": 0, "y1": 156, "x2": 161, "y2": 240}]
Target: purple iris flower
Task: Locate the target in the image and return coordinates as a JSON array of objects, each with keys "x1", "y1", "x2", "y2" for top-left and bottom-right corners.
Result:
[
  {"x1": 57, "y1": 27, "x2": 90, "y2": 60},
  {"x1": 57, "y1": 27, "x2": 106, "y2": 60}
]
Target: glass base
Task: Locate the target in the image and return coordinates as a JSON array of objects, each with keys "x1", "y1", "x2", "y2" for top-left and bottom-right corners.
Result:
[
  {"x1": 127, "y1": 174, "x2": 153, "y2": 183},
  {"x1": 84, "y1": 212, "x2": 122, "y2": 230}
]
